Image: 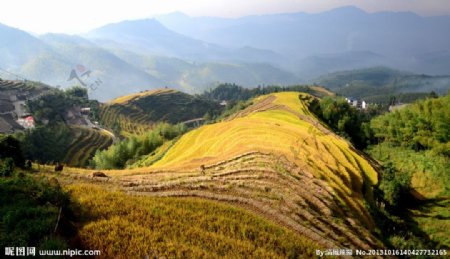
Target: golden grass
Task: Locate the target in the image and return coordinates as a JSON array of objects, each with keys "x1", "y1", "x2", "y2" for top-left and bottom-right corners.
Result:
[
  {"x1": 67, "y1": 184, "x2": 319, "y2": 258},
  {"x1": 56, "y1": 91, "x2": 383, "y2": 251},
  {"x1": 108, "y1": 88, "x2": 176, "y2": 104},
  {"x1": 147, "y1": 92, "x2": 378, "y2": 230},
  {"x1": 152, "y1": 92, "x2": 377, "y2": 184}
]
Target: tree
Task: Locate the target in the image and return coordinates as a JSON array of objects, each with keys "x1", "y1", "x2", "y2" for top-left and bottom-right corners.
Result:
[
  {"x1": 310, "y1": 96, "x2": 377, "y2": 149},
  {"x1": 65, "y1": 86, "x2": 88, "y2": 99},
  {"x1": 379, "y1": 162, "x2": 411, "y2": 212},
  {"x1": 0, "y1": 135, "x2": 25, "y2": 167}
]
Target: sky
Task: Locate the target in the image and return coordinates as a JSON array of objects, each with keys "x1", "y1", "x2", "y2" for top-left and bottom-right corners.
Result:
[{"x1": 1, "y1": 0, "x2": 450, "y2": 34}]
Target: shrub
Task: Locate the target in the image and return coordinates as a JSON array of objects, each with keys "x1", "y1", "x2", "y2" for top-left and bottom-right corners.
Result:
[
  {"x1": 378, "y1": 162, "x2": 411, "y2": 212},
  {"x1": 0, "y1": 158, "x2": 15, "y2": 177}
]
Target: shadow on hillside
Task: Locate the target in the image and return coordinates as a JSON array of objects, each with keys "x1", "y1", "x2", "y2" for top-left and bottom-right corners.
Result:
[
  {"x1": 409, "y1": 197, "x2": 450, "y2": 220},
  {"x1": 369, "y1": 187, "x2": 448, "y2": 250}
]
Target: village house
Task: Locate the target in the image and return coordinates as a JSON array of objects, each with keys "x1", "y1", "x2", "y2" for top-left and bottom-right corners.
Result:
[
  {"x1": 16, "y1": 116, "x2": 35, "y2": 129},
  {"x1": 345, "y1": 97, "x2": 367, "y2": 110}
]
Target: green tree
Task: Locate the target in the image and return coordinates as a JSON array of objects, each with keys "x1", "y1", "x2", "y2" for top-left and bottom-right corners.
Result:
[
  {"x1": 379, "y1": 162, "x2": 411, "y2": 212},
  {"x1": 371, "y1": 93, "x2": 450, "y2": 155},
  {"x1": 0, "y1": 135, "x2": 25, "y2": 167},
  {"x1": 65, "y1": 86, "x2": 88, "y2": 99}
]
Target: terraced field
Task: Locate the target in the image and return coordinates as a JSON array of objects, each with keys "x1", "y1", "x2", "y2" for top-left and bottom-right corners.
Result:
[
  {"x1": 59, "y1": 92, "x2": 383, "y2": 251},
  {"x1": 64, "y1": 183, "x2": 319, "y2": 258},
  {"x1": 0, "y1": 78, "x2": 50, "y2": 93},
  {"x1": 99, "y1": 88, "x2": 220, "y2": 137},
  {"x1": 63, "y1": 126, "x2": 113, "y2": 167}
]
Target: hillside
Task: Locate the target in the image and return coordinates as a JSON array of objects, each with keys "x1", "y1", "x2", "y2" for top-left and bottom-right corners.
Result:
[
  {"x1": 21, "y1": 124, "x2": 113, "y2": 167},
  {"x1": 38, "y1": 34, "x2": 165, "y2": 101},
  {"x1": 62, "y1": 126, "x2": 113, "y2": 167},
  {"x1": 0, "y1": 79, "x2": 52, "y2": 133},
  {"x1": 0, "y1": 82, "x2": 116, "y2": 167},
  {"x1": 103, "y1": 48, "x2": 299, "y2": 93},
  {"x1": 3, "y1": 6, "x2": 450, "y2": 99},
  {"x1": 61, "y1": 92, "x2": 382, "y2": 251},
  {"x1": 0, "y1": 23, "x2": 301, "y2": 100},
  {"x1": 367, "y1": 94, "x2": 450, "y2": 247},
  {"x1": 99, "y1": 89, "x2": 221, "y2": 137},
  {"x1": 66, "y1": 183, "x2": 318, "y2": 258},
  {"x1": 314, "y1": 67, "x2": 450, "y2": 103}
]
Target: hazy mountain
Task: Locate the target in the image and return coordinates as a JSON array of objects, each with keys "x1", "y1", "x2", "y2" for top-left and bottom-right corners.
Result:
[
  {"x1": 313, "y1": 66, "x2": 450, "y2": 102},
  {"x1": 84, "y1": 18, "x2": 286, "y2": 65},
  {"x1": 39, "y1": 34, "x2": 165, "y2": 100},
  {"x1": 0, "y1": 23, "x2": 52, "y2": 71},
  {"x1": 157, "y1": 7, "x2": 450, "y2": 57},
  {"x1": 109, "y1": 49, "x2": 300, "y2": 93},
  {"x1": 2, "y1": 6, "x2": 450, "y2": 100},
  {"x1": 0, "y1": 23, "x2": 298, "y2": 101},
  {"x1": 84, "y1": 19, "x2": 225, "y2": 60},
  {"x1": 157, "y1": 7, "x2": 450, "y2": 75},
  {"x1": 295, "y1": 51, "x2": 387, "y2": 79}
]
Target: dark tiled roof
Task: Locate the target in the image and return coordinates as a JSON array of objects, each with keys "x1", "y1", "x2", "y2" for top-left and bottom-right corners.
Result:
[
  {"x1": 0, "y1": 103, "x2": 14, "y2": 113},
  {"x1": 0, "y1": 114, "x2": 23, "y2": 133}
]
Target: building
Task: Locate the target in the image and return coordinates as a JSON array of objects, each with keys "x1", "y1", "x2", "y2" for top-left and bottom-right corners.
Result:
[
  {"x1": 17, "y1": 116, "x2": 35, "y2": 129},
  {"x1": 345, "y1": 97, "x2": 368, "y2": 110},
  {"x1": 81, "y1": 107, "x2": 91, "y2": 114}
]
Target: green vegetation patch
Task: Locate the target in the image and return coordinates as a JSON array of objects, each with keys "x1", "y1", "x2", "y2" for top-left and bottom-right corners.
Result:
[{"x1": 0, "y1": 174, "x2": 69, "y2": 250}]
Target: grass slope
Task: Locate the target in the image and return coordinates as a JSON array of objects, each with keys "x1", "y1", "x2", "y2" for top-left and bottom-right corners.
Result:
[
  {"x1": 99, "y1": 88, "x2": 220, "y2": 137},
  {"x1": 68, "y1": 184, "x2": 318, "y2": 258},
  {"x1": 153, "y1": 92, "x2": 377, "y2": 185},
  {"x1": 60, "y1": 92, "x2": 381, "y2": 250}
]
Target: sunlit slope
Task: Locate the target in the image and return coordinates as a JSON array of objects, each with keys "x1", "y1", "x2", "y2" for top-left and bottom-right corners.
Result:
[
  {"x1": 146, "y1": 92, "x2": 380, "y2": 248},
  {"x1": 108, "y1": 89, "x2": 177, "y2": 105},
  {"x1": 62, "y1": 92, "x2": 381, "y2": 249},
  {"x1": 153, "y1": 92, "x2": 377, "y2": 186},
  {"x1": 68, "y1": 184, "x2": 318, "y2": 258}
]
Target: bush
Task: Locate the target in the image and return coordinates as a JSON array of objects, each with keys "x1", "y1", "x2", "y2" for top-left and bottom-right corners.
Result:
[
  {"x1": 378, "y1": 162, "x2": 411, "y2": 212},
  {"x1": 0, "y1": 158, "x2": 15, "y2": 177}
]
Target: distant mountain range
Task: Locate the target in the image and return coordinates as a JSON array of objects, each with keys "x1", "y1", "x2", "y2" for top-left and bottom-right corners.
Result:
[
  {"x1": 0, "y1": 6, "x2": 449, "y2": 100},
  {"x1": 157, "y1": 7, "x2": 450, "y2": 73},
  {"x1": 314, "y1": 67, "x2": 450, "y2": 103}
]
